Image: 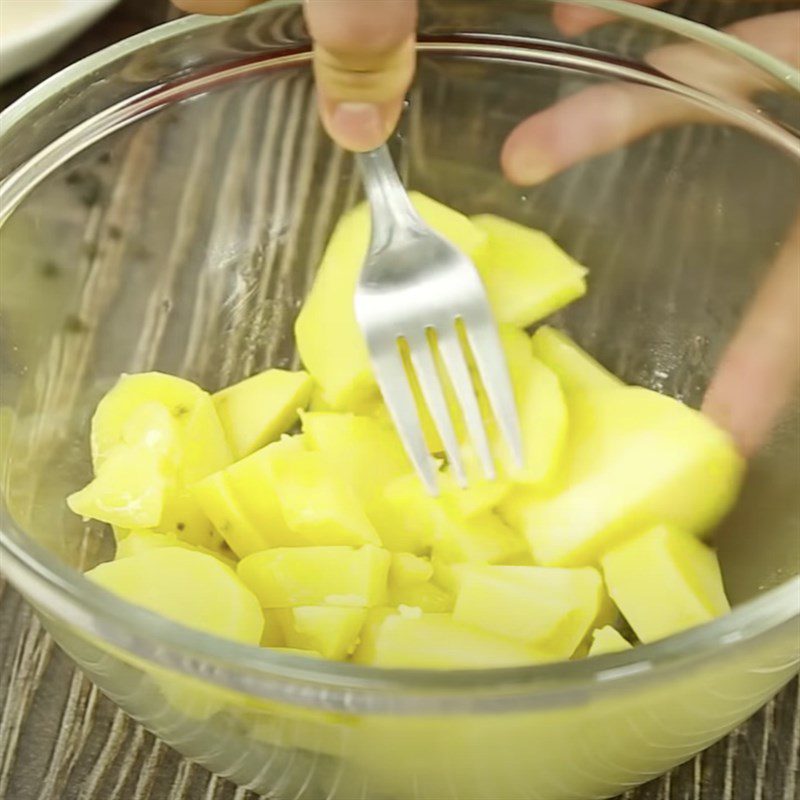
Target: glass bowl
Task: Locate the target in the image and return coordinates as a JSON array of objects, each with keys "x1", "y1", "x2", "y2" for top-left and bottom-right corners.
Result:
[{"x1": 1, "y1": 1, "x2": 798, "y2": 798}]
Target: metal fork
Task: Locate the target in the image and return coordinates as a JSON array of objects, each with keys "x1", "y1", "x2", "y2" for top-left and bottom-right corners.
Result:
[{"x1": 354, "y1": 145, "x2": 523, "y2": 494}]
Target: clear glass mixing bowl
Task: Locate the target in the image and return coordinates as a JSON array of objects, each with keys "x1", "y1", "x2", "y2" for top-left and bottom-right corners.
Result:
[{"x1": 1, "y1": 2, "x2": 798, "y2": 798}]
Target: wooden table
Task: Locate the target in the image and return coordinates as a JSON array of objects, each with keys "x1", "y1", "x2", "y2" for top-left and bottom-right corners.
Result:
[{"x1": 1, "y1": 1, "x2": 798, "y2": 798}]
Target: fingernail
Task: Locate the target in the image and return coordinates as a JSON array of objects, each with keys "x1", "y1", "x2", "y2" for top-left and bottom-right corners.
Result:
[
  {"x1": 329, "y1": 102, "x2": 386, "y2": 152},
  {"x1": 504, "y1": 149, "x2": 555, "y2": 186}
]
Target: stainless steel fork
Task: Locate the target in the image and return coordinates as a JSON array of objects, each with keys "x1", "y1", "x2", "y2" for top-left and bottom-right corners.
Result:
[{"x1": 354, "y1": 145, "x2": 523, "y2": 494}]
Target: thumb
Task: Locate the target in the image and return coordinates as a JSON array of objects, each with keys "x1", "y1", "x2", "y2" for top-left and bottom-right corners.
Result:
[{"x1": 304, "y1": 0, "x2": 417, "y2": 152}]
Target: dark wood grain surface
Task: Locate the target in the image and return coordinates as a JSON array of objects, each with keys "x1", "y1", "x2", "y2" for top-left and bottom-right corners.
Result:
[{"x1": 1, "y1": 1, "x2": 798, "y2": 798}]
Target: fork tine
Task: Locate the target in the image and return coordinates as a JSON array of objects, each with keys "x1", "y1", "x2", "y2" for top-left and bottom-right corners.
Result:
[
  {"x1": 463, "y1": 315, "x2": 524, "y2": 469},
  {"x1": 371, "y1": 343, "x2": 440, "y2": 494},
  {"x1": 436, "y1": 326, "x2": 495, "y2": 480},
  {"x1": 405, "y1": 332, "x2": 467, "y2": 487}
]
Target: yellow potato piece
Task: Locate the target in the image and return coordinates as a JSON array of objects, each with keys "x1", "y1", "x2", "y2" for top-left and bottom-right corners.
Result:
[
  {"x1": 601, "y1": 524, "x2": 730, "y2": 643},
  {"x1": 114, "y1": 529, "x2": 237, "y2": 569},
  {"x1": 266, "y1": 447, "x2": 380, "y2": 547},
  {"x1": 432, "y1": 511, "x2": 528, "y2": 566},
  {"x1": 90, "y1": 372, "x2": 202, "y2": 468},
  {"x1": 237, "y1": 545, "x2": 390, "y2": 608},
  {"x1": 351, "y1": 607, "x2": 397, "y2": 664},
  {"x1": 471, "y1": 214, "x2": 587, "y2": 327},
  {"x1": 80, "y1": 373, "x2": 233, "y2": 549},
  {"x1": 453, "y1": 565, "x2": 603, "y2": 658},
  {"x1": 213, "y1": 368, "x2": 313, "y2": 459},
  {"x1": 86, "y1": 547, "x2": 263, "y2": 644},
  {"x1": 501, "y1": 387, "x2": 744, "y2": 566},
  {"x1": 354, "y1": 613, "x2": 556, "y2": 669},
  {"x1": 193, "y1": 470, "x2": 275, "y2": 558},
  {"x1": 530, "y1": 326, "x2": 621, "y2": 394},
  {"x1": 224, "y1": 436, "x2": 306, "y2": 549},
  {"x1": 295, "y1": 193, "x2": 488, "y2": 410},
  {"x1": 389, "y1": 553, "x2": 434, "y2": 588},
  {"x1": 158, "y1": 484, "x2": 222, "y2": 550},
  {"x1": 301, "y1": 412, "x2": 411, "y2": 543},
  {"x1": 178, "y1": 393, "x2": 235, "y2": 484},
  {"x1": 308, "y1": 385, "x2": 334, "y2": 412},
  {"x1": 498, "y1": 326, "x2": 568, "y2": 486},
  {"x1": 194, "y1": 436, "x2": 313, "y2": 557},
  {"x1": 389, "y1": 582, "x2": 455, "y2": 613},
  {"x1": 68, "y1": 445, "x2": 166, "y2": 529},
  {"x1": 439, "y1": 442, "x2": 511, "y2": 517},
  {"x1": 588, "y1": 626, "x2": 633, "y2": 657},
  {"x1": 275, "y1": 606, "x2": 367, "y2": 660},
  {"x1": 380, "y1": 473, "x2": 527, "y2": 562},
  {"x1": 431, "y1": 557, "x2": 471, "y2": 594},
  {"x1": 120, "y1": 402, "x2": 179, "y2": 460},
  {"x1": 374, "y1": 474, "x2": 438, "y2": 554}
]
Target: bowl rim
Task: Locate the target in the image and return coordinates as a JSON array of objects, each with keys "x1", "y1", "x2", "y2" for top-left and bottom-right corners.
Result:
[{"x1": 0, "y1": 0, "x2": 798, "y2": 711}]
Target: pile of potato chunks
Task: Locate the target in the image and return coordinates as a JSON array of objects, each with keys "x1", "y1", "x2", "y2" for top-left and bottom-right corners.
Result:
[{"x1": 70, "y1": 194, "x2": 743, "y2": 668}]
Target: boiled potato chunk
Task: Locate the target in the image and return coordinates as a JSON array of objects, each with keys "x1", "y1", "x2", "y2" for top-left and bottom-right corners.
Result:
[
  {"x1": 92, "y1": 373, "x2": 232, "y2": 481},
  {"x1": 178, "y1": 393, "x2": 235, "y2": 484},
  {"x1": 389, "y1": 553, "x2": 434, "y2": 587},
  {"x1": 276, "y1": 606, "x2": 367, "y2": 660},
  {"x1": 80, "y1": 373, "x2": 233, "y2": 549},
  {"x1": 301, "y1": 412, "x2": 411, "y2": 542},
  {"x1": 67, "y1": 446, "x2": 166, "y2": 528},
  {"x1": 499, "y1": 326, "x2": 568, "y2": 486},
  {"x1": 431, "y1": 557, "x2": 470, "y2": 593},
  {"x1": 237, "y1": 545, "x2": 390, "y2": 608},
  {"x1": 588, "y1": 626, "x2": 633, "y2": 657},
  {"x1": 375, "y1": 474, "x2": 439, "y2": 553},
  {"x1": 351, "y1": 607, "x2": 398, "y2": 663},
  {"x1": 453, "y1": 565, "x2": 602, "y2": 658},
  {"x1": 194, "y1": 436, "x2": 317, "y2": 557},
  {"x1": 114, "y1": 529, "x2": 236, "y2": 569},
  {"x1": 601, "y1": 524, "x2": 730, "y2": 643},
  {"x1": 471, "y1": 214, "x2": 587, "y2": 327},
  {"x1": 91, "y1": 372, "x2": 202, "y2": 468},
  {"x1": 266, "y1": 447, "x2": 380, "y2": 547},
  {"x1": 530, "y1": 326, "x2": 621, "y2": 393},
  {"x1": 354, "y1": 613, "x2": 555, "y2": 668},
  {"x1": 389, "y1": 582, "x2": 455, "y2": 613},
  {"x1": 502, "y1": 387, "x2": 744, "y2": 566},
  {"x1": 381, "y1": 473, "x2": 527, "y2": 562},
  {"x1": 295, "y1": 193, "x2": 487, "y2": 410},
  {"x1": 120, "y1": 402, "x2": 179, "y2": 459},
  {"x1": 192, "y1": 471, "x2": 273, "y2": 558},
  {"x1": 213, "y1": 368, "x2": 313, "y2": 459},
  {"x1": 302, "y1": 412, "x2": 409, "y2": 492},
  {"x1": 158, "y1": 484, "x2": 221, "y2": 550},
  {"x1": 432, "y1": 512, "x2": 528, "y2": 566},
  {"x1": 223, "y1": 436, "x2": 306, "y2": 549},
  {"x1": 87, "y1": 547, "x2": 263, "y2": 644},
  {"x1": 440, "y1": 442, "x2": 510, "y2": 517}
]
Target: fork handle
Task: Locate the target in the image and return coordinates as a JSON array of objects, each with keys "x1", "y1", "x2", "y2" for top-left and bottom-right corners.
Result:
[{"x1": 356, "y1": 145, "x2": 420, "y2": 249}]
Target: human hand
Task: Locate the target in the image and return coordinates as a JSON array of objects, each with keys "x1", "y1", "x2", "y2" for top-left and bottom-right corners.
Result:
[
  {"x1": 502, "y1": 6, "x2": 800, "y2": 185},
  {"x1": 172, "y1": 0, "x2": 417, "y2": 152},
  {"x1": 502, "y1": 2, "x2": 800, "y2": 457}
]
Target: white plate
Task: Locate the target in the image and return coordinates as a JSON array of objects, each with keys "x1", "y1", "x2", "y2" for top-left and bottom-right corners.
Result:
[{"x1": 0, "y1": 0, "x2": 120, "y2": 84}]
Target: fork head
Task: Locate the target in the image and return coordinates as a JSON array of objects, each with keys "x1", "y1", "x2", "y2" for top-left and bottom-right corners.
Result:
[{"x1": 355, "y1": 223, "x2": 524, "y2": 494}]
